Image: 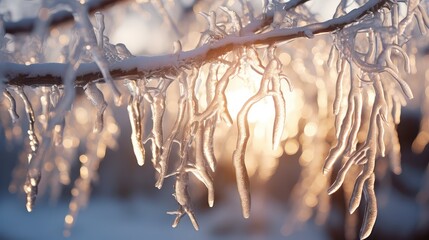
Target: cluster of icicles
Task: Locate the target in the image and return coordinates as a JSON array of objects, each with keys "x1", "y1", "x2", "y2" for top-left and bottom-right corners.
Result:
[{"x1": 0, "y1": 0, "x2": 429, "y2": 239}]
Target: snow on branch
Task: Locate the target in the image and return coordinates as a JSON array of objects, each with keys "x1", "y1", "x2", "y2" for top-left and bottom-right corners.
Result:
[{"x1": 1, "y1": 0, "x2": 387, "y2": 87}]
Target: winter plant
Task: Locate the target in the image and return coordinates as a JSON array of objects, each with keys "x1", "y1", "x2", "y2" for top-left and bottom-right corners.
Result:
[{"x1": 0, "y1": 0, "x2": 428, "y2": 239}]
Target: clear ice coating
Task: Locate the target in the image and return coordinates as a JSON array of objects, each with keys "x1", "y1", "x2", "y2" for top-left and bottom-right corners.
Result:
[
  {"x1": 3, "y1": 89, "x2": 19, "y2": 123},
  {"x1": 84, "y1": 83, "x2": 107, "y2": 133},
  {"x1": 0, "y1": 1, "x2": 428, "y2": 239},
  {"x1": 14, "y1": 87, "x2": 38, "y2": 155},
  {"x1": 24, "y1": 169, "x2": 41, "y2": 212},
  {"x1": 126, "y1": 80, "x2": 145, "y2": 166}
]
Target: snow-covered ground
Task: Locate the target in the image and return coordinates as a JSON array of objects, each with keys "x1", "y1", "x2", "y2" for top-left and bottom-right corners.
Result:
[{"x1": 0, "y1": 189, "x2": 329, "y2": 240}]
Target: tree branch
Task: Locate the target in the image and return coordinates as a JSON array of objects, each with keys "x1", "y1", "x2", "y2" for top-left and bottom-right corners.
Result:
[
  {"x1": 3, "y1": 0, "x2": 128, "y2": 34},
  {"x1": 1, "y1": 0, "x2": 388, "y2": 87},
  {"x1": 241, "y1": 0, "x2": 310, "y2": 34}
]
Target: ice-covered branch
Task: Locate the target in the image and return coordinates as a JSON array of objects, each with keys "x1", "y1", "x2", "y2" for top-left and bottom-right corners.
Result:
[
  {"x1": 0, "y1": 0, "x2": 387, "y2": 87},
  {"x1": 3, "y1": 0, "x2": 127, "y2": 34}
]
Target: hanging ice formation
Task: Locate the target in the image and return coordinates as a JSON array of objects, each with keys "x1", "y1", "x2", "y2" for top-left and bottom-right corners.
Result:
[{"x1": 0, "y1": 0, "x2": 428, "y2": 239}]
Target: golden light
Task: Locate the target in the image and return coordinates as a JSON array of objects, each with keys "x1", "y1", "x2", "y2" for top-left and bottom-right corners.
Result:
[
  {"x1": 64, "y1": 215, "x2": 74, "y2": 225},
  {"x1": 220, "y1": 64, "x2": 303, "y2": 182},
  {"x1": 80, "y1": 166, "x2": 89, "y2": 179},
  {"x1": 285, "y1": 139, "x2": 299, "y2": 155},
  {"x1": 75, "y1": 107, "x2": 89, "y2": 125},
  {"x1": 79, "y1": 154, "x2": 88, "y2": 164},
  {"x1": 304, "y1": 122, "x2": 318, "y2": 137},
  {"x1": 59, "y1": 35, "x2": 69, "y2": 45}
]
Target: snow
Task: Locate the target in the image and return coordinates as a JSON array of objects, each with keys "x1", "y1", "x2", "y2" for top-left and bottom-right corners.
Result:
[{"x1": 0, "y1": 189, "x2": 329, "y2": 240}]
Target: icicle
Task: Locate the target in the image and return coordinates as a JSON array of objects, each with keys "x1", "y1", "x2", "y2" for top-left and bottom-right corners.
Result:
[
  {"x1": 202, "y1": 119, "x2": 216, "y2": 172},
  {"x1": 197, "y1": 62, "x2": 238, "y2": 125},
  {"x1": 398, "y1": 0, "x2": 424, "y2": 36},
  {"x1": 147, "y1": 86, "x2": 166, "y2": 174},
  {"x1": 383, "y1": 68, "x2": 413, "y2": 99},
  {"x1": 345, "y1": 93, "x2": 363, "y2": 154},
  {"x1": 23, "y1": 169, "x2": 41, "y2": 212},
  {"x1": 167, "y1": 171, "x2": 199, "y2": 230},
  {"x1": 39, "y1": 87, "x2": 50, "y2": 130},
  {"x1": 3, "y1": 89, "x2": 19, "y2": 123},
  {"x1": 328, "y1": 155, "x2": 355, "y2": 195},
  {"x1": 391, "y1": 3, "x2": 399, "y2": 44},
  {"x1": 188, "y1": 125, "x2": 215, "y2": 207},
  {"x1": 157, "y1": 76, "x2": 187, "y2": 189},
  {"x1": 349, "y1": 150, "x2": 375, "y2": 215},
  {"x1": 232, "y1": 63, "x2": 272, "y2": 218},
  {"x1": 271, "y1": 80, "x2": 286, "y2": 151},
  {"x1": 264, "y1": 47, "x2": 287, "y2": 150},
  {"x1": 376, "y1": 116, "x2": 386, "y2": 157},
  {"x1": 94, "y1": 12, "x2": 105, "y2": 47},
  {"x1": 415, "y1": 9, "x2": 428, "y2": 35},
  {"x1": 127, "y1": 96, "x2": 145, "y2": 166},
  {"x1": 359, "y1": 173, "x2": 377, "y2": 240},
  {"x1": 388, "y1": 121, "x2": 402, "y2": 175},
  {"x1": 323, "y1": 88, "x2": 356, "y2": 175},
  {"x1": 365, "y1": 30, "x2": 376, "y2": 63},
  {"x1": 202, "y1": 64, "x2": 218, "y2": 172},
  {"x1": 233, "y1": 102, "x2": 253, "y2": 219},
  {"x1": 125, "y1": 80, "x2": 145, "y2": 166},
  {"x1": 384, "y1": 45, "x2": 411, "y2": 74},
  {"x1": 348, "y1": 74, "x2": 383, "y2": 218},
  {"x1": 48, "y1": 85, "x2": 65, "y2": 146},
  {"x1": 418, "y1": 5, "x2": 429, "y2": 29},
  {"x1": 83, "y1": 83, "x2": 107, "y2": 133},
  {"x1": 392, "y1": 94, "x2": 405, "y2": 124},
  {"x1": 15, "y1": 87, "x2": 39, "y2": 155},
  {"x1": 151, "y1": 93, "x2": 165, "y2": 150},
  {"x1": 50, "y1": 85, "x2": 61, "y2": 108},
  {"x1": 333, "y1": 60, "x2": 346, "y2": 115}
]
